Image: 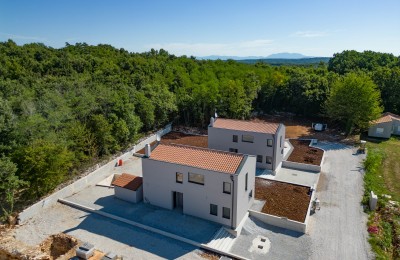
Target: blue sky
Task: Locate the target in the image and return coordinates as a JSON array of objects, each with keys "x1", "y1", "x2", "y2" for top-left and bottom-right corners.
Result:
[{"x1": 1, "y1": 0, "x2": 399, "y2": 57}]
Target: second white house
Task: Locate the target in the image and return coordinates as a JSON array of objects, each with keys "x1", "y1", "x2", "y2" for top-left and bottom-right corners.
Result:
[{"x1": 141, "y1": 143, "x2": 256, "y2": 229}]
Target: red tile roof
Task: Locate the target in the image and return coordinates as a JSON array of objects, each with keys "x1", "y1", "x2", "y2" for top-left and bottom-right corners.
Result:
[
  {"x1": 149, "y1": 144, "x2": 244, "y2": 174},
  {"x1": 213, "y1": 118, "x2": 280, "y2": 134},
  {"x1": 371, "y1": 112, "x2": 400, "y2": 124},
  {"x1": 112, "y1": 173, "x2": 142, "y2": 191}
]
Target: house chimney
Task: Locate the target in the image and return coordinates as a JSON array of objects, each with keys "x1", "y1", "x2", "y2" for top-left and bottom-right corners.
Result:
[
  {"x1": 145, "y1": 143, "x2": 151, "y2": 157},
  {"x1": 210, "y1": 117, "x2": 215, "y2": 127}
]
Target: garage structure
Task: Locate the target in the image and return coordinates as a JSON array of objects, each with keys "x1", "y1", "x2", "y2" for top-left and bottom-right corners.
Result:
[
  {"x1": 112, "y1": 173, "x2": 143, "y2": 203},
  {"x1": 368, "y1": 112, "x2": 400, "y2": 138}
]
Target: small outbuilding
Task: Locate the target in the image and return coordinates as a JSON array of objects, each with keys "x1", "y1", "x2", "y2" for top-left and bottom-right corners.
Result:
[
  {"x1": 368, "y1": 112, "x2": 400, "y2": 138},
  {"x1": 112, "y1": 173, "x2": 143, "y2": 203}
]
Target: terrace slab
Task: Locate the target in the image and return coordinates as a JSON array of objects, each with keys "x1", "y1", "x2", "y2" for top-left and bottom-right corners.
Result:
[{"x1": 64, "y1": 185, "x2": 221, "y2": 244}]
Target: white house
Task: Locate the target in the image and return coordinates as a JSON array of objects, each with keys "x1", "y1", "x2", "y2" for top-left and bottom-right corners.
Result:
[
  {"x1": 112, "y1": 173, "x2": 143, "y2": 203},
  {"x1": 208, "y1": 118, "x2": 285, "y2": 173},
  {"x1": 141, "y1": 143, "x2": 256, "y2": 229},
  {"x1": 368, "y1": 112, "x2": 400, "y2": 138}
]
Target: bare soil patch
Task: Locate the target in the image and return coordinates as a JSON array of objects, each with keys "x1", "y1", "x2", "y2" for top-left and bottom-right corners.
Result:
[
  {"x1": 137, "y1": 131, "x2": 208, "y2": 154},
  {"x1": 255, "y1": 178, "x2": 311, "y2": 222},
  {"x1": 287, "y1": 139, "x2": 323, "y2": 165},
  {"x1": 252, "y1": 114, "x2": 354, "y2": 142},
  {"x1": 39, "y1": 233, "x2": 78, "y2": 259}
]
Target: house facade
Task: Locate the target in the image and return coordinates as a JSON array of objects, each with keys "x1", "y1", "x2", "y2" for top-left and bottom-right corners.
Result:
[
  {"x1": 141, "y1": 143, "x2": 256, "y2": 229},
  {"x1": 368, "y1": 112, "x2": 400, "y2": 138},
  {"x1": 208, "y1": 118, "x2": 285, "y2": 172}
]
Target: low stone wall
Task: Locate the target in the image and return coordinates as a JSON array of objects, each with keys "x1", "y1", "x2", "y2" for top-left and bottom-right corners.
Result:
[
  {"x1": 248, "y1": 210, "x2": 307, "y2": 233},
  {"x1": 282, "y1": 160, "x2": 321, "y2": 172},
  {"x1": 18, "y1": 124, "x2": 172, "y2": 224}
]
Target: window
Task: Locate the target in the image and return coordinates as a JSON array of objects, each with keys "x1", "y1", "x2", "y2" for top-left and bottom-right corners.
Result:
[
  {"x1": 267, "y1": 139, "x2": 273, "y2": 147},
  {"x1": 266, "y1": 156, "x2": 272, "y2": 164},
  {"x1": 232, "y1": 135, "x2": 238, "y2": 143},
  {"x1": 188, "y1": 172, "x2": 204, "y2": 185},
  {"x1": 398, "y1": 126, "x2": 400, "y2": 132},
  {"x1": 249, "y1": 190, "x2": 253, "y2": 198},
  {"x1": 376, "y1": 128, "x2": 384, "y2": 134},
  {"x1": 176, "y1": 172, "x2": 183, "y2": 183},
  {"x1": 223, "y1": 207, "x2": 231, "y2": 219},
  {"x1": 280, "y1": 136, "x2": 282, "y2": 147},
  {"x1": 223, "y1": 182, "x2": 231, "y2": 194},
  {"x1": 281, "y1": 149, "x2": 284, "y2": 155},
  {"x1": 210, "y1": 204, "x2": 218, "y2": 216},
  {"x1": 245, "y1": 173, "x2": 248, "y2": 191},
  {"x1": 229, "y1": 148, "x2": 238, "y2": 153},
  {"x1": 256, "y1": 155, "x2": 263, "y2": 163},
  {"x1": 242, "y1": 135, "x2": 254, "y2": 143}
]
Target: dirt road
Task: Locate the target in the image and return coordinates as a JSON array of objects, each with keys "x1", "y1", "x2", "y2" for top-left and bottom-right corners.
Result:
[{"x1": 308, "y1": 142, "x2": 373, "y2": 260}]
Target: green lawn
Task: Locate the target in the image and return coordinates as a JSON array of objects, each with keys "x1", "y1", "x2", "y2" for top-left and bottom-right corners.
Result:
[{"x1": 364, "y1": 137, "x2": 400, "y2": 260}]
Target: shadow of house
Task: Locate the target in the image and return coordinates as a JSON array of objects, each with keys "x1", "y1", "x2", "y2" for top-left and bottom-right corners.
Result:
[{"x1": 63, "y1": 212, "x2": 200, "y2": 259}]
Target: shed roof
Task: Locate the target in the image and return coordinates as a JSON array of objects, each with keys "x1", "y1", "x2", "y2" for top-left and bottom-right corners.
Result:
[
  {"x1": 112, "y1": 173, "x2": 142, "y2": 191},
  {"x1": 371, "y1": 112, "x2": 400, "y2": 124},
  {"x1": 149, "y1": 144, "x2": 244, "y2": 174},
  {"x1": 212, "y1": 118, "x2": 280, "y2": 134}
]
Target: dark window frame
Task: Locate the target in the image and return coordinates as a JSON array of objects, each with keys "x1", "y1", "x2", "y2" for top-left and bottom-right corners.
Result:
[
  {"x1": 188, "y1": 172, "x2": 205, "y2": 185},
  {"x1": 176, "y1": 172, "x2": 183, "y2": 183},
  {"x1": 245, "y1": 173, "x2": 248, "y2": 191},
  {"x1": 232, "y1": 135, "x2": 238, "y2": 143},
  {"x1": 242, "y1": 135, "x2": 254, "y2": 143},
  {"x1": 222, "y1": 207, "x2": 231, "y2": 219},
  {"x1": 266, "y1": 156, "x2": 272, "y2": 164},
  {"x1": 256, "y1": 155, "x2": 263, "y2": 163},
  {"x1": 210, "y1": 204, "x2": 218, "y2": 216},
  {"x1": 267, "y1": 139, "x2": 273, "y2": 147},
  {"x1": 223, "y1": 182, "x2": 231, "y2": 194},
  {"x1": 229, "y1": 148, "x2": 238, "y2": 153}
]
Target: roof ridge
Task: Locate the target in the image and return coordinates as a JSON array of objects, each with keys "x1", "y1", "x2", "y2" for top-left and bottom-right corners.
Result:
[{"x1": 216, "y1": 117, "x2": 280, "y2": 125}]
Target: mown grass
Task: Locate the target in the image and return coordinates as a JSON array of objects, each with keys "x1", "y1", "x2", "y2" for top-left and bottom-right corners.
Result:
[{"x1": 364, "y1": 137, "x2": 400, "y2": 260}]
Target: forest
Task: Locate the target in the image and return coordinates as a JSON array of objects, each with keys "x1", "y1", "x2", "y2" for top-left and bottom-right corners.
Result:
[{"x1": 0, "y1": 39, "x2": 399, "y2": 219}]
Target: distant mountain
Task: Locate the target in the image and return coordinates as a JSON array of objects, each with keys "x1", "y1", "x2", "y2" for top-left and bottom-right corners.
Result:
[
  {"x1": 198, "y1": 53, "x2": 314, "y2": 60},
  {"x1": 239, "y1": 57, "x2": 331, "y2": 66},
  {"x1": 265, "y1": 53, "x2": 311, "y2": 59},
  {"x1": 198, "y1": 55, "x2": 265, "y2": 60}
]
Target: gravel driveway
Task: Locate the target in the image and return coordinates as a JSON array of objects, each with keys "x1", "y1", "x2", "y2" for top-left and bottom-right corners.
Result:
[{"x1": 308, "y1": 142, "x2": 373, "y2": 260}]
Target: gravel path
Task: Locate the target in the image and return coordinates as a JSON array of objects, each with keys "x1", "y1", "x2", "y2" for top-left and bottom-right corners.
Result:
[
  {"x1": 308, "y1": 142, "x2": 373, "y2": 260},
  {"x1": 13, "y1": 203, "x2": 203, "y2": 260}
]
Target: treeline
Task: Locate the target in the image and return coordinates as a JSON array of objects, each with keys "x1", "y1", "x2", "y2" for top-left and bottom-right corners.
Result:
[{"x1": 0, "y1": 40, "x2": 399, "y2": 218}]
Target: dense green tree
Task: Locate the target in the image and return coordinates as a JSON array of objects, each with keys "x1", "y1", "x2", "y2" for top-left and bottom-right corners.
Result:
[
  {"x1": 0, "y1": 156, "x2": 26, "y2": 219},
  {"x1": 324, "y1": 73, "x2": 383, "y2": 134}
]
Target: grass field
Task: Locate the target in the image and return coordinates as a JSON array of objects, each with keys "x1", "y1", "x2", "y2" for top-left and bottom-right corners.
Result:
[
  {"x1": 364, "y1": 137, "x2": 400, "y2": 259},
  {"x1": 366, "y1": 137, "x2": 400, "y2": 201}
]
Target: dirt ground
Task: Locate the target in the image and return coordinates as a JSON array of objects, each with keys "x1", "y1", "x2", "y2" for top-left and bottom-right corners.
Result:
[
  {"x1": 287, "y1": 139, "x2": 324, "y2": 165},
  {"x1": 255, "y1": 178, "x2": 311, "y2": 223},
  {"x1": 252, "y1": 114, "x2": 353, "y2": 142},
  {"x1": 137, "y1": 131, "x2": 208, "y2": 154}
]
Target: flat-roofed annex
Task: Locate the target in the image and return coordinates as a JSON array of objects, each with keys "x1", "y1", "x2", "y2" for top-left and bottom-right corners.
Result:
[
  {"x1": 212, "y1": 118, "x2": 279, "y2": 134},
  {"x1": 149, "y1": 144, "x2": 244, "y2": 174}
]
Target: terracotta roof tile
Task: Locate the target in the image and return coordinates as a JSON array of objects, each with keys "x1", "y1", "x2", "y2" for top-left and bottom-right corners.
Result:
[
  {"x1": 149, "y1": 144, "x2": 244, "y2": 174},
  {"x1": 112, "y1": 173, "x2": 142, "y2": 191},
  {"x1": 213, "y1": 118, "x2": 280, "y2": 134},
  {"x1": 371, "y1": 112, "x2": 400, "y2": 124}
]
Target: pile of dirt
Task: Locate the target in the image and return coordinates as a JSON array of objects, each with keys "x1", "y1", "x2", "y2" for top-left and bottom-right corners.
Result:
[
  {"x1": 255, "y1": 178, "x2": 311, "y2": 222},
  {"x1": 198, "y1": 250, "x2": 220, "y2": 260},
  {"x1": 39, "y1": 234, "x2": 78, "y2": 260},
  {"x1": 287, "y1": 139, "x2": 324, "y2": 165}
]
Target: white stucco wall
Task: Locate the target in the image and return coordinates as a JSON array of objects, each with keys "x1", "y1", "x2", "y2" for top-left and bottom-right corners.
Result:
[
  {"x1": 208, "y1": 124, "x2": 285, "y2": 171},
  {"x1": 114, "y1": 185, "x2": 143, "y2": 203},
  {"x1": 368, "y1": 121, "x2": 393, "y2": 138},
  {"x1": 234, "y1": 155, "x2": 256, "y2": 228},
  {"x1": 393, "y1": 120, "x2": 400, "y2": 135},
  {"x1": 142, "y1": 156, "x2": 255, "y2": 228}
]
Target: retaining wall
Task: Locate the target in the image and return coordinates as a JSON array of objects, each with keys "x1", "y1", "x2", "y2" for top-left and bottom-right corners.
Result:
[
  {"x1": 248, "y1": 210, "x2": 307, "y2": 233},
  {"x1": 18, "y1": 124, "x2": 172, "y2": 223},
  {"x1": 282, "y1": 160, "x2": 321, "y2": 172}
]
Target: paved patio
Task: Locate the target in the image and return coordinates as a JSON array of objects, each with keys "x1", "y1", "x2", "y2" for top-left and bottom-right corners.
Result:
[
  {"x1": 257, "y1": 167, "x2": 319, "y2": 187},
  {"x1": 64, "y1": 185, "x2": 221, "y2": 244}
]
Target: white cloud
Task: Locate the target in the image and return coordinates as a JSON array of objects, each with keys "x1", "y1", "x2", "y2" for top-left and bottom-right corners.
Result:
[
  {"x1": 145, "y1": 39, "x2": 274, "y2": 56},
  {"x1": 292, "y1": 31, "x2": 329, "y2": 38}
]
